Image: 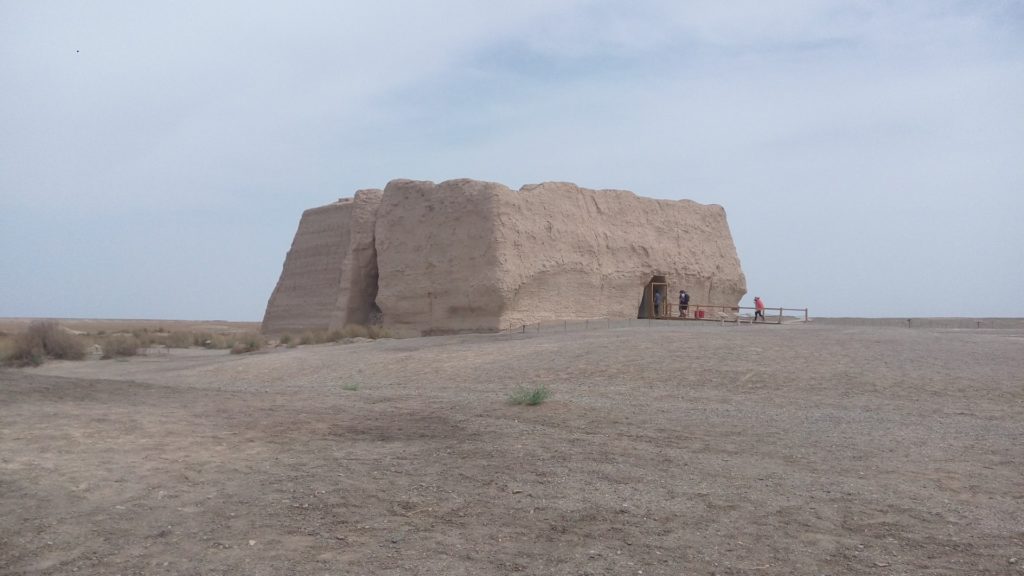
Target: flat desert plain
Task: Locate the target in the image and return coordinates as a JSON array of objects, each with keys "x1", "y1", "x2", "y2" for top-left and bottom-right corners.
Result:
[{"x1": 1, "y1": 322, "x2": 1022, "y2": 575}]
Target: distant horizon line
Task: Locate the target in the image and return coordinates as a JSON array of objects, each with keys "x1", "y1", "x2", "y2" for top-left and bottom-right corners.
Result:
[{"x1": 1, "y1": 315, "x2": 1021, "y2": 322}]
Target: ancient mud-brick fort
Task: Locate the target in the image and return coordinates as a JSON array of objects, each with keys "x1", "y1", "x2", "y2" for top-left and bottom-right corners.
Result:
[{"x1": 262, "y1": 179, "x2": 747, "y2": 336}]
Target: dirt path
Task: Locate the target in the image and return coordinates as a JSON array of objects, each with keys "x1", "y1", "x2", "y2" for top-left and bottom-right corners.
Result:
[{"x1": 2, "y1": 323, "x2": 1022, "y2": 575}]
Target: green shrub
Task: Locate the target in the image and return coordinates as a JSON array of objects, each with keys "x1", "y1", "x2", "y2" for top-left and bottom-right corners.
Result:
[
  {"x1": 102, "y1": 335, "x2": 140, "y2": 359},
  {"x1": 278, "y1": 334, "x2": 293, "y2": 345},
  {"x1": 507, "y1": 385, "x2": 551, "y2": 406},
  {"x1": 342, "y1": 383, "x2": 360, "y2": 391}
]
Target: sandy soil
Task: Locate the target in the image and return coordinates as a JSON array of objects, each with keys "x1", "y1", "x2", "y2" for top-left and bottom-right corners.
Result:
[{"x1": 1, "y1": 322, "x2": 1022, "y2": 575}]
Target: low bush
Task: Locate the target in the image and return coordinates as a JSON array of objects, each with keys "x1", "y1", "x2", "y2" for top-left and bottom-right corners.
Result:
[
  {"x1": 230, "y1": 333, "x2": 265, "y2": 355},
  {"x1": 195, "y1": 333, "x2": 234, "y2": 349},
  {"x1": 130, "y1": 330, "x2": 155, "y2": 348},
  {"x1": 507, "y1": 385, "x2": 551, "y2": 406},
  {"x1": 298, "y1": 331, "x2": 334, "y2": 345},
  {"x1": 28, "y1": 321, "x2": 86, "y2": 360},
  {"x1": 341, "y1": 324, "x2": 369, "y2": 339},
  {"x1": 2, "y1": 321, "x2": 87, "y2": 365},
  {"x1": 163, "y1": 331, "x2": 195, "y2": 348},
  {"x1": 0, "y1": 335, "x2": 12, "y2": 362},
  {"x1": 4, "y1": 333, "x2": 45, "y2": 366},
  {"x1": 281, "y1": 326, "x2": 393, "y2": 347},
  {"x1": 101, "y1": 335, "x2": 140, "y2": 359}
]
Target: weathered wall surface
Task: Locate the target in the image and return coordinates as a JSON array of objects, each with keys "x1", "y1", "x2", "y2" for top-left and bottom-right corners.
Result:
[
  {"x1": 373, "y1": 179, "x2": 506, "y2": 334},
  {"x1": 330, "y1": 189, "x2": 382, "y2": 330},
  {"x1": 494, "y1": 182, "x2": 746, "y2": 326},
  {"x1": 261, "y1": 201, "x2": 353, "y2": 334},
  {"x1": 371, "y1": 179, "x2": 746, "y2": 334},
  {"x1": 264, "y1": 178, "x2": 747, "y2": 336}
]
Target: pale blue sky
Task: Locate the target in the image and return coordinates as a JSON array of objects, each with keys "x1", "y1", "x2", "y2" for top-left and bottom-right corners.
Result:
[{"x1": 2, "y1": 1, "x2": 1022, "y2": 320}]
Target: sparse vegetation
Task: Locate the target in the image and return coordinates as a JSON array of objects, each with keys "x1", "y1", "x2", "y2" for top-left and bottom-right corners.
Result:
[
  {"x1": 341, "y1": 324, "x2": 369, "y2": 339},
  {"x1": 101, "y1": 335, "x2": 140, "y2": 359},
  {"x1": 230, "y1": 333, "x2": 266, "y2": 355},
  {"x1": 0, "y1": 334, "x2": 13, "y2": 363},
  {"x1": 0, "y1": 320, "x2": 389, "y2": 366},
  {"x1": 163, "y1": 331, "x2": 195, "y2": 348},
  {"x1": 283, "y1": 325, "x2": 391, "y2": 347},
  {"x1": 507, "y1": 385, "x2": 551, "y2": 406},
  {"x1": 342, "y1": 383, "x2": 360, "y2": 391},
  {"x1": 193, "y1": 333, "x2": 235, "y2": 350},
  {"x1": 30, "y1": 321, "x2": 87, "y2": 360},
  {"x1": 2, "y1": 321, "x2": 86, "y2": 366},
  {"x1": 340, "y1": 324, "x2": 392, "y2": 340},
  {"x1": 4, "y1": 333, "x2": 45, "y2": 366}
]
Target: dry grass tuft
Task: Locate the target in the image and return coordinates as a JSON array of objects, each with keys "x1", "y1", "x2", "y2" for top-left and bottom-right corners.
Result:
[{"x1": 507, "y1": 385, "x2": 551, "y2": 406}]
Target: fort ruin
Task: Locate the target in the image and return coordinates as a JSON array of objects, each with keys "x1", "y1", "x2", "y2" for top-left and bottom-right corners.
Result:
[{"x1": 262, "y1": 179, "x2": 747, "y2": 335}]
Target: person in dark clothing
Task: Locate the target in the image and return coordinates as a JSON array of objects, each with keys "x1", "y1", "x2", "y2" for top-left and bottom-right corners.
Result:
[
  {"x1": 653, "y1": 290, "x2": 663, "y2": 317},
  {"x1": 679, "y1": 290, "x2": 689, "y2": 317}
]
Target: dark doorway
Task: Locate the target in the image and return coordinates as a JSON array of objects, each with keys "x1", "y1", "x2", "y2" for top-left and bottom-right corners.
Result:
[{"x1": 637, "y1": 275, "x2": 668, "y2": 318}]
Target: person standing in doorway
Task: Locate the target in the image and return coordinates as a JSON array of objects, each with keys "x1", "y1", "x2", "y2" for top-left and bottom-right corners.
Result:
[
  {"x1": 679, "y1": 290, "x2": 689, "y2": 318},
  {"x1": 754, "y1": 296, "x2": 765, "y2": 322},
  {"x1": 654, "y1": 289, "x2": 663, "y2": 317}
]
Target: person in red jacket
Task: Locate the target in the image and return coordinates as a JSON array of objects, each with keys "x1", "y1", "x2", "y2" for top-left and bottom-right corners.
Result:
[{"x1": 754, "y1": 296, "x2": 765, "y2": 322}]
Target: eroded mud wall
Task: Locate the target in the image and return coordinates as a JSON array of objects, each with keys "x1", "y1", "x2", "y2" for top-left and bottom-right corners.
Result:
[
  {"x1": 493, "y1": 182, "x2": 747, "y2": 326},
  {"x1": 373, "y1": 179, "x2": 507, "y2": 334},
  {"x1": 329, "y1": 189, "x2": 383, "y2": 330},
  {"x1": 264, "y1": 178, "x2": 747, "y2": 335},
  {"x1": 371, "y1": 179, "x2": 746, "y2": 334},
  {"x1": 261, "y1": 201, "x2": 353, "y2": 334}
]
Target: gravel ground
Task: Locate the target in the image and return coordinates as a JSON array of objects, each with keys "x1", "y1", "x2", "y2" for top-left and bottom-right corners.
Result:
[{"x1": 2, "y1": 322, "x2": 1022, "y2": 575}]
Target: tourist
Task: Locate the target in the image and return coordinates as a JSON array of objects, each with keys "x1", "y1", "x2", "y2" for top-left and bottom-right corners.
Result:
[
  {"x1": 654, "y1": 290, "x2": 662, "y2": 317},
  {"x1": 679, "y1": 289, "x2": 689, "y2": 318},
  {"x1": 754, "y1": 296, "x2": 765, "y2": 322}
]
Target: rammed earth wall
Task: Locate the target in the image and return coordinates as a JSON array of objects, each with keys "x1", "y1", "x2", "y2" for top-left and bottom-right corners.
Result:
[{"x1": 262, "y1": 179, "x2": 747, "y2": 335}]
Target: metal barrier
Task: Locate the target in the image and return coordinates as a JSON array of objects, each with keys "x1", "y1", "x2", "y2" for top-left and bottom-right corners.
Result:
[
  {"x1": 504, "y1": 305, "x2": 809, "y2": 335},
  {"x1": 661, "y1": 303, "x2": 809, "y2": 324}
]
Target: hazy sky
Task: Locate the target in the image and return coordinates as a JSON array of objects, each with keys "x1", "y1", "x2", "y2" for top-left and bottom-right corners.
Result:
[{"x1": 2, "y1": 1, "x2": 1022, "y2": 320}]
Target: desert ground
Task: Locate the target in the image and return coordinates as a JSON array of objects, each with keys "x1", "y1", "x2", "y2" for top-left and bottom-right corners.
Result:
[{"x1": 1, "y1": 321, "x2": 1022, "y2": 575}]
